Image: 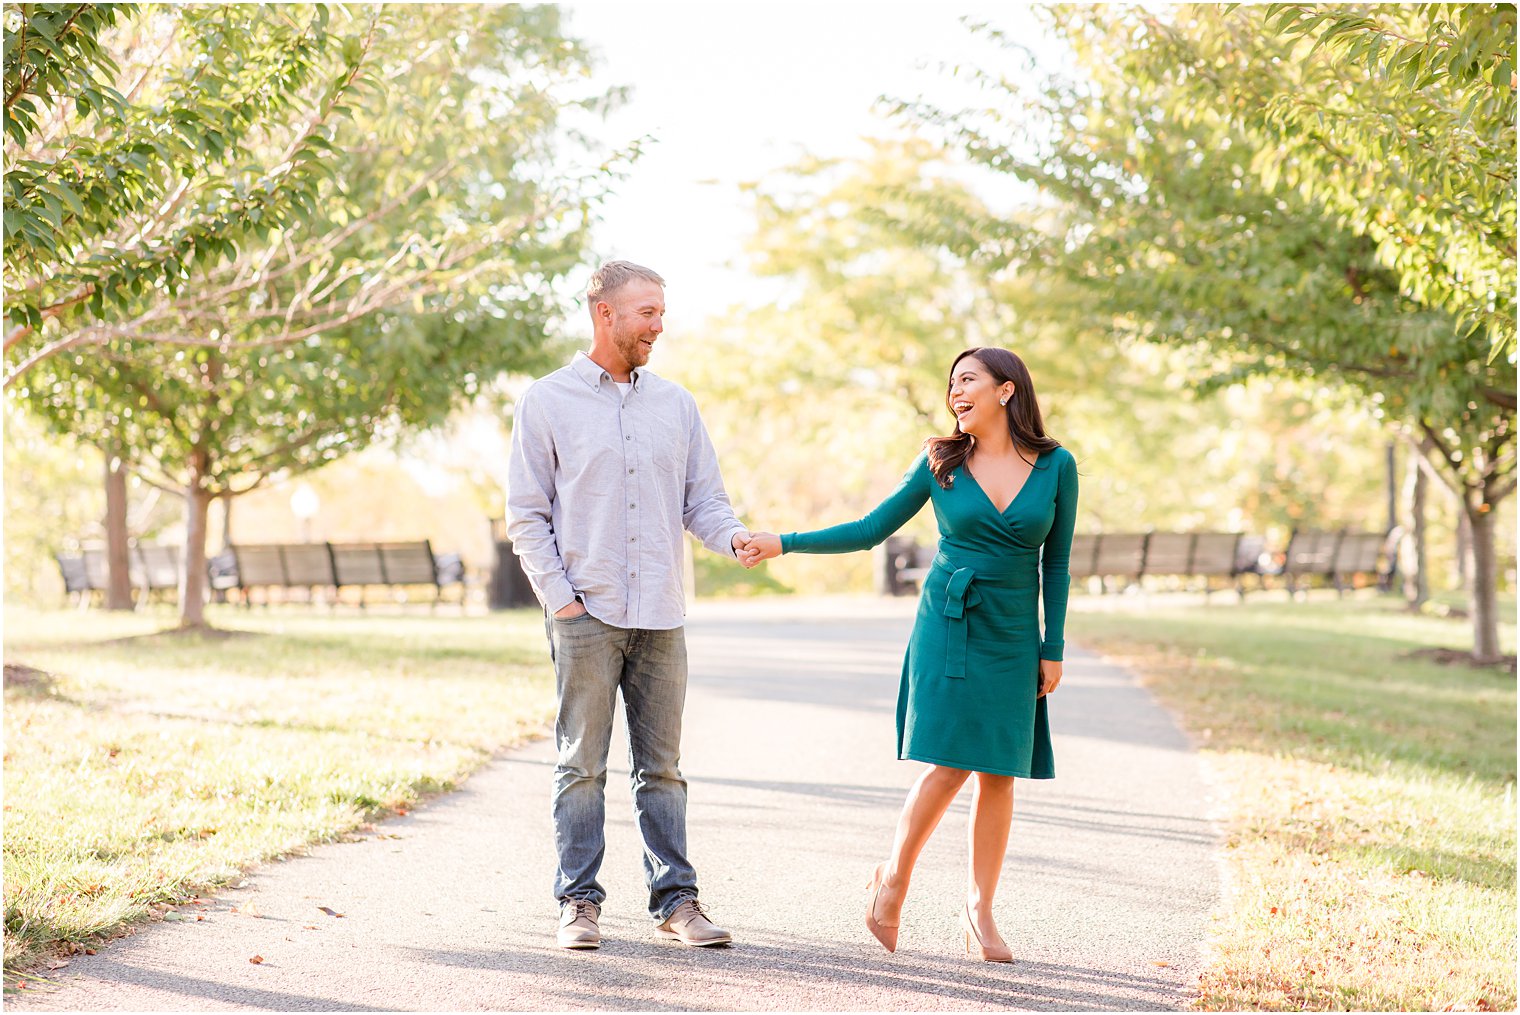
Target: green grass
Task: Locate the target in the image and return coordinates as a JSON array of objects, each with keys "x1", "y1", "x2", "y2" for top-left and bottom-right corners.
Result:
[
  {"x1": 1074, "y1": 593, "x2": 1516, "y2": 1012},
  {"x1": 2, "y1": 605, "x2": 556, "y2": 978},
  {"x1": 693, "y1": 553, "x2": 795, "y2": 597}
]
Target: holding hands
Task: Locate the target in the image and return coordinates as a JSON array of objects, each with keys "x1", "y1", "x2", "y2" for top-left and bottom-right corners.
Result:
[{"x1": 733, "y1": 531, "x2": 782, "y2": 569}]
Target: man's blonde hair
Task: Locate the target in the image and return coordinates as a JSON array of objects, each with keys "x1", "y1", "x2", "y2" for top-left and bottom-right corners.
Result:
[{"x1": 586, "y1": 260, "x2": 665, "y2": 320}]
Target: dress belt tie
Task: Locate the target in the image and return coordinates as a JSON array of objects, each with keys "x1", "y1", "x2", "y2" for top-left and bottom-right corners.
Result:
[
  {"x1": 934, "y1": 552, "x2": 1036, "y2": 680},
  {"x1": 941, "y1": 567, "x2": 982, "y2": 679}
]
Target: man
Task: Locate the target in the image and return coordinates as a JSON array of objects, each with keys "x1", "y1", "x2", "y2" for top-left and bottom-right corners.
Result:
[{"x1": 507, "y1": 260, "x2": 755, "y2": 951}]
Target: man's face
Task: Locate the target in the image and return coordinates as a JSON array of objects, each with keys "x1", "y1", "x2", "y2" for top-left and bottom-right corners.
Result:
[{"x1": 606, "y1": 279, "x2": 665, "y2": 370}]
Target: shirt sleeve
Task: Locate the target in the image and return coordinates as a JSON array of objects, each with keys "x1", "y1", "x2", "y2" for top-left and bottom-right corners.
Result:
[
  {"x1": 782, "y1": 452, "x2": 933, "y2": 554},
  {"x1": 1039, "y1": 448, "x2": 1079, "y2": 662},
  {"x1": 681, "y1": 397, "x2": 748, "y2": 558},
  {"x1": 504, "y1": 386, "x2": 578, "y2": 614}
]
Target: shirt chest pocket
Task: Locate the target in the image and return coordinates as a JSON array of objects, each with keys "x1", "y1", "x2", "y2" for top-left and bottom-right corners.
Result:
[
  {"x1": 633, "y1": 407, "x2": 685, "y2": 476},
  {"x1": 649, "y1": 434, "x2": 685, "y2": 475}
]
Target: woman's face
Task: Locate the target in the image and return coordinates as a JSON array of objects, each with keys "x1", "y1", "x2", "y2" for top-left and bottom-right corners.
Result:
[{"x1": 947, "y1": 355, "x2": 1013, "y2": 438}]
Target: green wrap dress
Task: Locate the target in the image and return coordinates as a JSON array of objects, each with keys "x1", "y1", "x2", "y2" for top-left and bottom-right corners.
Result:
[{"x1": 782, "y1": 446, "x2": 1078, "y2": 778}]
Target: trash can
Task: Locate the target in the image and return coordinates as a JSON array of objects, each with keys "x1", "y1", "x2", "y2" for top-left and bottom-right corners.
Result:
[{"x1": 487, "y1": 518, "x2": 538, "y2": 610}]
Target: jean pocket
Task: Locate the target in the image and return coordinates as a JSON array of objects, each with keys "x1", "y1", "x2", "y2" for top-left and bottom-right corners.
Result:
[{"x1": 555, "y1": 611, "x2": 596, "y2": 625}]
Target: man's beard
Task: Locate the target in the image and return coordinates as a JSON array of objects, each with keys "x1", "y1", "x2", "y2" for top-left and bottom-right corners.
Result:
[{"x1": 615, "y1": 327, "x2": 650, "y2": 368}]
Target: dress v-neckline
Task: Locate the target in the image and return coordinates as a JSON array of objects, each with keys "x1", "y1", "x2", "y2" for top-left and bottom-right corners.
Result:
[{"x1": 962, "y1": 450, "x2": 1044, "y2": 516}]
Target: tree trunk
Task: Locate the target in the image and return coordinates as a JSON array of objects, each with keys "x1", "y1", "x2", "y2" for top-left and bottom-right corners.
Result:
[
  {"x1": 103, "y1": 452, "x2": 135, "y2": 610},
  {"x1": 218, "y1": 493, "x2": 233, "y2": 550},
  {"x1": 1454, "y1": 510, "x2": 1473, "y2": 593},
  {"x1": 179, "y1": 451, "x2": 213, "y2": 628},
  {"x1": 1466, "y1": 504, "x2": 1502, "y2": 664},
  {"x1": 1408, "y1": 422, "x2": 1511, "y2": 664},
  {"x1": 1401, "y1": 450, "x2": 1428, "y2": 610}
]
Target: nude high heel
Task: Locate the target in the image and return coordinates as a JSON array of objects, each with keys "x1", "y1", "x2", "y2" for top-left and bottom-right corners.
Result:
[
  {"x1": 961, "y1": 902, "x2": 1012, "y2": 962},
  {"x1": 865, "y1": 862, "x2": 899, "y2": 953}
]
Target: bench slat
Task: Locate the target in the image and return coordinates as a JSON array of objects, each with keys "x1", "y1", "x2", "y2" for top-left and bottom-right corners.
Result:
[{"x1": 330, "y1": 544, "x2": 387, "y2": 586}]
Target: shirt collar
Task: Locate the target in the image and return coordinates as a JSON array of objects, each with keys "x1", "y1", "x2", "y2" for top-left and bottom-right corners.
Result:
[{"x1": 571, "y1": 350, "x2": 643, "y2": 392}]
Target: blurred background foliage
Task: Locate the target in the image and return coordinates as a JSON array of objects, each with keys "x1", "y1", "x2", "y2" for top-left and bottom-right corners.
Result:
[{"x1": 4, "y1": 3, "x2": 1513, "y2": 643}]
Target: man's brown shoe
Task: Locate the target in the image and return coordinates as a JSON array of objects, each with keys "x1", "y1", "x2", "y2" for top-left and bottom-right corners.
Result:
[
  {"x1": 557, "y1": 900, "x2": 601, "y2": 949},
  {"x1": 655, "y1": 899, "x2": 732, "y2": 947}
]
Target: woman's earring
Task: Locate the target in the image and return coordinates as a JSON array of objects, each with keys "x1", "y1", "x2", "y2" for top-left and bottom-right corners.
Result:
[{"x1": 999, "y1": 396, "x2": 1009, "y2": 406}]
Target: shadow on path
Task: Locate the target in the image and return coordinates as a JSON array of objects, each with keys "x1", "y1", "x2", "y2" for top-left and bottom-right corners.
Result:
[
  {"x1": 71, "y1": 960, "x2": 403, "y2": 1012},
  {"x1": 400, "y1": 935, "x2": 1184, "y2": 1012}
]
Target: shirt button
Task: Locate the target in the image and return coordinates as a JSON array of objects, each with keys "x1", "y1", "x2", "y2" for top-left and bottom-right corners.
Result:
[
  {"x1": 627, "y1": 468, "x2": 634, "y2": 475},
  {"x1": 626, "y1": 436, "x2": 633, "y2": 441},
  {"x1": 629, "y1": 572, "x2": 637, "y2": 578},
  {"x1": 629, "y1": 503, "x2": 636, "y2": 509}
]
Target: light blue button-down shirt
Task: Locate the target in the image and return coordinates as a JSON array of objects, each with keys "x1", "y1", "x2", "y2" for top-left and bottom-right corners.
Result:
[{"x1": 506, "y1": 351, "x2": 747, "y2": 630}]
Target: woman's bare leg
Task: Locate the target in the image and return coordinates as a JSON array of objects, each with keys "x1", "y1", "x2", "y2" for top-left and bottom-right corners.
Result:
[
  {"x1": 966, "y1": 771, "x2": 1016, "y2": 945},
  {"x1": 874, "y1": 764, "x2": 971, "y2": 925}
]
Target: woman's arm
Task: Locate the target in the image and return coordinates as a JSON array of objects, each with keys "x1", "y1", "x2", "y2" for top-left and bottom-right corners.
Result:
[
  {"x1": 1038, "y1": 449, "x2": 1079, "y2": 662},
  {"x1": 743, "y1": 453, "x2": 932, "y2": 563},
  {"x1": 784, "y1": 453, "x2": 933, "y2": 555}
]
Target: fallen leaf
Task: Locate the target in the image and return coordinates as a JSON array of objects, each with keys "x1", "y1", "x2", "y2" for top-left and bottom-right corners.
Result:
[
  {"x1": 1150, "y1": 960, "x2": 1170, "y2": 967},
  {"x1": 317, "y1": 906, "x2": 345, "y2": 918},
  {"x1": 1269, "y1": 906, "x2": 1278, "y2": 915},
  {"x1": 249, "y1": 955, "x2": 264, "y2": 965},
  {"x1": 303, "y1": 925, "x2": 318, "y2": 930},
  {"x1": 46, "y1": 959, "x2": 70, "y2": 970},
  {"x1": 396, "y1": 809, "x2": 409, "y2": 816},
  {"x1": 196, "y1": 914, "x2": 205, "y2": 922},
  {"x1": 16, "y1": 981, "x2": 27, "y2": 989},
  {"x1": 240, "y1": 901, "x2": 262, "y2": 918},
  {"x1": 85, "y1": 949, "x2": 97, "y2": 956},
  {"x1": 163, "y1": 911, "x2": 185, "y2": 922}
]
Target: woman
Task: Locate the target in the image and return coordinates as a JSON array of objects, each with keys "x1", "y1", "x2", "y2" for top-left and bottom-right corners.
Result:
[{"x1": 744, "y1": 347, "x2": 1078, "y2": 962}]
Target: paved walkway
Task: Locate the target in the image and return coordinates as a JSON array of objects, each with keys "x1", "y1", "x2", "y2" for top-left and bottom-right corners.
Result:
[{"x1": 18, "y1": 598, "x2": 1220, "y2": 1011}]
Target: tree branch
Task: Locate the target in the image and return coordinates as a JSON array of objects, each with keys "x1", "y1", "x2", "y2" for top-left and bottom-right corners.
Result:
[
  {"x1": 1398, "y1": 429, "x2": 1464, "y2": 505},
  {"x1": 5, "y1": 5, "x2": 89, "y2": 110},
  {"x1": 3, "y1": 286, "x2": 99, "y2": 352}
]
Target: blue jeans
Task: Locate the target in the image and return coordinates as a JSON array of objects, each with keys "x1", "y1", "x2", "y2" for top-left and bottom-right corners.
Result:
[{"x1": 545, "y1": 611, "x2": 698, "y2": 922}]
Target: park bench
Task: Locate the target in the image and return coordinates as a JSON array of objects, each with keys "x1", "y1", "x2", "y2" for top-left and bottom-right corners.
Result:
[
  {"x1": 1136, "y1": 531, "x2": 1261, "y2": 598},
  {"x1": 55, "y1": 552, "x2": 92, "y2": 604},
  {"x1": 1085, "y1": 532, "x2": 1149, "y2": 593},
  {"x1": 882, "y1": 531, "x2": 1269, "y2": 599},
  {"x1": 1282, "y1": 529, "x2": 1393, "y2": 596},
  {"x1": 55, "y1": 544, "x2": 181, "y2": 606},
  {"x1": 1069, "y1": 532, "x2": 1257, "y2": 595},
  {"x1": 222, "y1": 540, "x2": 465, "y2": 607},
  {"x1": 875, "y1": 535, "x2": 937, "y2": 596}
]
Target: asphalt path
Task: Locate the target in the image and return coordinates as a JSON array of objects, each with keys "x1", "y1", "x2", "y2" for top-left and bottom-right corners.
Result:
[{"x1": 17, "y1": 597, "x2": 1221, "y2": 1012}]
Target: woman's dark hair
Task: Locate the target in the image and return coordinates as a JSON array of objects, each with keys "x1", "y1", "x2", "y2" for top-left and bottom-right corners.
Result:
[{"x1": 924, "y1": 347, "x2": 1060, "y2": 490}]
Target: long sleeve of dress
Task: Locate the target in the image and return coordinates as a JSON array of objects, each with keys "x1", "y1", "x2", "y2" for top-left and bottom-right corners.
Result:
[
  {"x1": 1038, "y1": 449, "x2": 1079, "y2": 661},
  {"x1": 782, "y1": 452, "x2": 933, "y2": 554}
]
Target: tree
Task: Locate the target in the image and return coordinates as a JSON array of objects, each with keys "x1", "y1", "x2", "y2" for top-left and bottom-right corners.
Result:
[
  {"x1": 4, "y1": 4, "x2": 349, "y2": 377},
  {"x1": 6, "y1": 4, "x2": 617, "y2": 625},
  {"x1": 674, "y1": 139, "x2": 1394, "y2": 595},
  {"x1": 901, "y1": 5, "x2": 1515, "y2": 660},
  {"x1": 1229, "y1": 4, "x2": 1514, "y2": 362}
]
